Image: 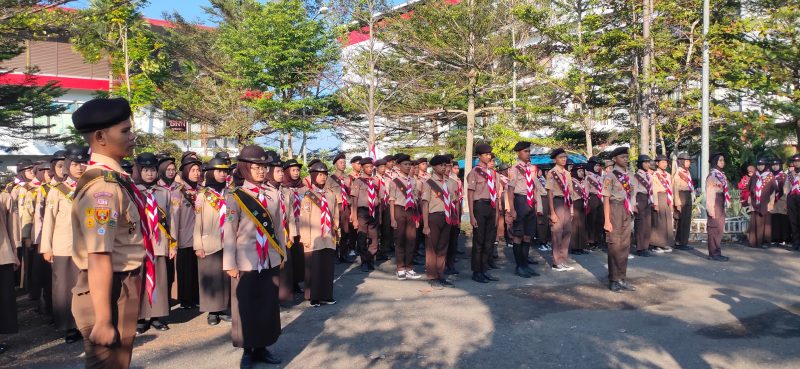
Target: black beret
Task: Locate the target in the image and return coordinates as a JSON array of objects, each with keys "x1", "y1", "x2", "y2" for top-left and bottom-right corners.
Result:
[
  {"x1": 790, "y1": 154, "x2": 800, "y2": 162},
  {"x1": 238, "y1": 145, "x2": 269, "y2": 165},
  {"x1": 16, "y1": 160, "x2": 34, "y2": 172},
  {"x1": 676, "y1": 152, "x2": 692, "y2": 161},
  {"x1": 756, "y1": 157, "x2": 770, "y2": 165},
  {"x1": 350, "y1": 156, "x2": 363, "y2": 164},
  {"x1": 497, "y1": 162, "x2": 510, "y2": 171},
  {"x1": 475, "y1": 143, "x2": 493, "y2": 155},
  {"x1": 309, "y1": 161, "x2": 328, "y2": 173},
  {"x1": 771, "y1": 158, "x2": 783, "y2": 165},
  {"x1": 394, "y1": 154, "x2": 412, "y2": 164},
  {"x1": 282, "y1": 159, "x2": 302, "y2": 170},
  {"x1": 410, "y1": 159, "x2": 420, "y2": 165},
  {"x1": 157, "y1": 155, "x2": 176, "y2": 167},
  {"x1": 444, "y1": 154, "x2": 454, "y2": 161},
  {"x1": 566, "y1": 158, "x2": 574, "y2": 165},
  {"x1": 65, "y1": 145, "x2": 90, "y2": 163},
  {"x1": 204, "y1": 157, "x2": 232, "y2": 171},
  {"x1": 550, "y1": 148, "x2": 566, "y2": 159},
  {"x1": 121, "y1": 159, "x2": 133, "y2": 173},
  {"x1": 332, "y1": 152, "x2": 346, "y2": 164},
  {"x1": 513, "y1": 141, "x2": 532, "y2": 152},
  {"x1": 610, "y1": 147, "x2": 629, "y2": 158},
  {"x1": 417, "y1": 157, "x2": 428, "y2": 164},
  {"x1": 637, "y1": 155, "x2": 651, "y2": 162},
  {"x1": 51, "y1": 150, "x2": 67, "y2": 161},
  {"x1": 654, "y1": 154, "x2": 669, "y2": 162},
  {"x1": 359, "y1": 157, "x2": 374, "y2": 166},
  {"x1": 375, "y1": 159, "x2": 387, "y2": 167},
  {"x1": 135, "y1": 152, "x2": 158, "y2": 167},
  {"x1": 429, "y1": 155, "x2": 449, "y2": 166},
  {"x1": 264, "y1": 150, "x2": 282, "y2": 167},
  {"x1": 72, "y1": 97, "x2": 132, "y2": 133},
  {"x1": 587, "y1": 156, "x2": 600, "y2": 165},
  {"x1": 382, "y1": 155, "x2": 395, "y2": 162}
]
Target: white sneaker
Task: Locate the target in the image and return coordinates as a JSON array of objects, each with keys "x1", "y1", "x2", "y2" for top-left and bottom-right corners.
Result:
[
  {"x1": 651, "y1": 247, "x2": 665, "y2": 254},
  {"x1": 405, "y1": 270, "x2": 422, "y2": 280},
  {"x1": 396, "y1": 271, "x2": 407, "y2": 280},
  {"x1": 538, "y1": 245, "x2": 548, "y2": 251},
  {"x1": 628, "y1": 254, "x2": 635, "y2": 259},
  {"x1": 660, "y1": 246, "x2": 673, "y2": 253},
  {"x1": 551, "y1": 264, "x2": 574, "y2": 271}
]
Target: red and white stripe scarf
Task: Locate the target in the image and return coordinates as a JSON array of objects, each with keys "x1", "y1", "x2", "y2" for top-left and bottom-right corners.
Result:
[
  {"x1": 755, "y1": 171, "x2": 770, "y2": 206},
  {"x1": 365, "y1": 177, "x2": 377, "y2": 217},
  {"x1": 711, "y1": 169, "x2": 730, "y2": 208},
  {"x1": 519, "y1": 163, "x2": 536, "y2": 207},
  {"x1": 319, "y1": 189, "x2": 332, "y2": 236},
  {"x1": 655, "y1": 170, "x2": 673, "y2": 206}
]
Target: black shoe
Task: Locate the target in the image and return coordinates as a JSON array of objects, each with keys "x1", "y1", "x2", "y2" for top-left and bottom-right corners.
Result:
[
  {"x1": 709, "y1": 255, "x2": 730, "y2": 262},
  {"x1": 523, "y1": 266, "x2": 540, "y2": 276},
  {"x1": 368, "y1": 261, "x2": 376, "y2": 271},
  {"x1": 150, "y1": 319, "x2": 170, "y2": 331},
  {"x1": 207, "y1": 313, "x2": 221, "y2": 326},
  {"x1": 376, "y1": 254, "x2": 389, "y2": 262},
  {"x1": 293, "y1": 285, "x2": 304, "y2": 294},
  {"x1": 472, "y1": 272, "x2": 488, "y2": 283},
  {"x1": 360, "y1": 263, "x2": 370, "y2": 273},
  {"x1": 309, "y1": 300, "x2": 321, "y2": 307},
  {"x1": 609, "y1": 281, "x2": 623, "y2": 293},
  {"x1": 515, "y1": 267, "x2": 531, "y2": 278},
  {"x1": 440, "y1": 279, "x2": 455, "y2": 287},
  {"x1": 527, "y1": 257, "x2": 539, "y2": 265},
  {"x1": 218, "y1": 313, "x2": 232, "y2": 322},
  {"x1": 254, "y1": 348, "x2": 282, "y2": 364},
  {"x1": 618, "y1": 280, "x2": 637, "y2": 291},
  {"x1": 429, "y1": 279, "x2": 444, "y2": 290},
  {"x1": 136, "y1": 320, "x2": 150, "y2": 335},
  {"x1": 65, "y1": 329, "x2": 82, "y2": 344},
  {"x1": 487, "y1": 261, "x2": 499, "y2": 269},
  {"x1": 760, "y1": 245, "x2": 769, "y2": 249},
  {"x1": 636, "y1": 250, "x2": 652, "y2": 257},
  {"x1": 674, "y1": 245, "x2": 693, "y2": 251},
  {"x1": 240, "y1": 349, "x2": 254, "y2": 369},
  {"x1": 482, "y1": 272, "x2": 499, "y2": 281},
  {"x1": 320, "y1": 299, "x2": 337, "y2": 305},
  {"x1": 0, "y1": 344, "x2": 6, "y2": 355},
  {"x1": 179, "y1": 304, "x2": 194, "y2": 310}
]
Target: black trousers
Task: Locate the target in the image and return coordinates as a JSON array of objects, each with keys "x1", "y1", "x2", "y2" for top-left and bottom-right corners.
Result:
[
  {"x1": 788, "y1": 194, "x2": 800, "y2": 245},
  {"x1": 634, "y1": 193, "x2": 653, "y2": 251},
  {"x1": 675, "y1": 191, "x2": 692, "y2": 246},
  {"x1": 471, "y1": 200, "x2": 496, "y2": 273},
  {"x1": 356, "y1": 207, "x2": 379, "y2": 264},
  {"x1": 446, "y1": 224, "x2": 460, "y2": 270},
  {"x1": 379, "y1": 203, "x2": 394, "y2": 254},
  {"x1": 176, "y1": 248, "x2": 199, "y2": 307},
  {"x1": 29, "y1": 246, "x2": 52, "y2": 314}
]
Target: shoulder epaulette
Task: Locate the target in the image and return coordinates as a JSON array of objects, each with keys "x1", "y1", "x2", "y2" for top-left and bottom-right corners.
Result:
[{"x1": 102, "y1": 170, "x2": 119, "y2": 183}]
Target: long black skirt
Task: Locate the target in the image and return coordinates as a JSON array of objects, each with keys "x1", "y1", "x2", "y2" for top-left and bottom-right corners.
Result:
[
  {"x1": 570, "y1": 199, "x2": 587, "y2": 250},
  {"x1": 231, "y1": 267, "x2": 281, "y2": 349},
  {"x1": 197, "y1": 251, "x2": 230, "y2": 313},
  {"x1": 772, "y1": 213, "x2": 791, "y2": 243},
  {"x1": 0, "y1": 264, "x2": 18, "y2": 334},
  {"x1": 304, "y1": 248, "x2": 335, "y2": 302},
  {"x1": 176, "y1": 248, "x2": 199, "y2": 306},
  {"x1": 52, "y1": 256, "x2": 79, "y2": 331},
  {"x1": 278, "y1": 247, "x2": 295, "y2": 304}
]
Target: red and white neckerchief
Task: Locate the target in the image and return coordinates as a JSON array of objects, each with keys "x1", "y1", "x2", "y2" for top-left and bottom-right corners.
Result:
[
  {"x1": 277, "y1": 187, "x2": 290, "y2": 246},
  {"x1": 402, "y1": 176, "x2": 416, "y2": 210},
  {"x1": 711, "y1": 169, "x2": 730, "y2": 208},
  {"x1": 613, "y1": 169, "x2": 634, "y2": 214},
  {"x1": 64, "y1": 177, "x2": 77, "y2": 189},
  {"x1": 206, "y1": 187, "x2": 226, "y2": 243},
  {"x1": 292, "y1": 188, "x2": 302, "y2": 220},
  {"x1": 365, "y1": 177, "x2": 377, "y2": 217},
  {"x1": 249, "y1": 186, "x2": 269, "y2": 271},
  {"x1": 379, "y1": 175, "x2": 389, "y2": 205},
  {"x1": 13, "y1": 177, "x2": 24, "y2": 186},
  {"x1": 478, "y1": 166, "x2": 497, "y2": 208},
  {"x1": 451, "y1": 174, "x2": 463, "y2": 202},
  {"x1": 573, "y1": 177, "x2": 589, "y2": 214},
  {"x1": 439, "y1": 175, "x2": 455, "y2": 225},
  {"x1": 655, "y1": 170, "x2": 673, "y2": 206},
  {"x1": 555, "y1": 168, "x2": 573, "y2": 211},
  {"x1": 31, "y1": 178, "x2": 42, "y2": 187},
  {"x1": 637, "y1": 170, "x2": 654, "y2": 206},
  {"x1": 337, "y1": 175, "x2": 350, "y2": 207},
  {"x1": 143, "y1": 187, "x2": 161, "y2": 245},
  {"x1": 791, "y1": 174, "x2": 800, "y2": 196},
  {"x1": 586, "y1": 173, "x2": 603, "y2": 200},
  {"x1": 754, "y1": 171, "x2": 770, "y2": 207},
  {"x1": 318, "y1": 187, "x2": 332, "y2": 237},
  {"x1": 89, "y1": 160, "x2": 156, "y2": 303},
  {"x1": 519, "y1": 162, "x2": 536, "y2": 207},
  {"x1": 679, "y1": 168, "x2": 695, "y2": 200}
]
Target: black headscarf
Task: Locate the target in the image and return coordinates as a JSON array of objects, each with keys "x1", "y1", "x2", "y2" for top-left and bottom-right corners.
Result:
[
  {"x1": 158, "y1": 160, "x2": 176, "y2": 187},
  {"x1": 33, "y1": 163, "x2": 48, "y2": 184},
  {"x1": 310, "y1": 172, "x2": 326, "y2": 190},
  {"x1": 570, "y1": 165, "x2": 584, "y2": 179},
  {"x1": 265, "y1": 166, "x2": 281, "y2": 188},
  {"x1": 204, "y1": 170, "x2": 228, "y2": 193},
  {"x1": 180, "y1": 162, "x2": 201, "y2": 189},
  {"x1": 710, "y1": 153, "x2": 725, "y2": 170}
]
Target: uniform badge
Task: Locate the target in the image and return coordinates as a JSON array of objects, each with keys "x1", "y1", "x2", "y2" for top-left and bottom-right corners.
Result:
[
  {"x1": 85, "y1": 218, "x2": 95, "y2": 229},
  {"x1": 97, "y1": 227, "x2": 106, "y2": 236},
  {"x1": 108, "y1": 220, "x2": 117, "y2": 228},
  {"x1": 85, "y1": 208, "x2": 94, "y2": 216},
  {"x1": 96, "y1": 198, "x2": 109, "y2": 206},
  {"x1": 111, "y1": 211, "x2": 118, "y2": 220},
  {"x1": 95, "y1": 208, "x2": 110, "y2": 225}
]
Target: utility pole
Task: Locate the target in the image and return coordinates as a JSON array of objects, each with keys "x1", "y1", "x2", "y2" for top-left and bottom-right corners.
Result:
[
  {"x1": 701, "y1": 0, "x2": 710, "y2": 191},
  {"x1": 640, "y1": 0, "x2": 652, "y2": 156}
]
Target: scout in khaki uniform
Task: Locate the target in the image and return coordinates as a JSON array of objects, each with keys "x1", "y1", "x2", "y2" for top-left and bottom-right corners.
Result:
[
  {"x1": 13, "y1": 160, "x2": 36, "y2": 292},
  {"x1": 603, "y1": 147, "x2": 636, "y2": 293},
  {"x1": 10, "y1": 160, "x2": 34, "y2": 287},
  {"x1": 421, "y1": 155, "x2": 458, "y2": 288},
  {"x1": 467, "y1": 144, "x2": 500, "y2": 283},
  {"x1": 507, "y1": 141, "x2": 542, "y2": 278},
  {"x1": 280, "y1": 159, "x2": 306, "y2": 300},
  {"x1": 546, "y1": 148, "x2": 574, "y2": 272},
  {"x1": 27, "y1": 161, "x2": 53, "y2": 312},
  {"x1": 585, "y1": 157, "x2": 605, "y2": 249},
  {"x1": 374, "y1": 158, "x2": 392, "y2": 261},
  {"x1": 157, "y1": 156, "x2": 180, "y2": 192},
  {"x1": 672, "y1": 153, "x2": 695, "y2": 250},
  {"x1": 651, "y1": 155, "x2": 675, "y2": 253},
  {"x1": 569, "y1": 164, "x2": 589, "y2": 255},
  {"x1": 296, "y1": 162, "x2": 338, "y2": 306},
  {"x1": 446, "y1": 157, "x2": 462, "y2": 275},
  {"x1": 263, "y1": 152, "x2": 296, "y2": 307},
  {"x1": 70, "y1": 97, "x2": 149, "y2": 369},
  {"x1": 350, "y1": 157, "x2": 380, "y2": 273},
  {"x1": 40, "y1": 145, "x2": 88, "y2": 344},
  {"x1": 535, "y1": 165, "x2": 552, "y2": 252},
  {"x1": 194, "y1": 157, "x2": 233, "y2": 326},
  {"x1": 706, "y1": 152, "x2": 731, "y2": 261},
  {"x1": 0, "y1": 181, "x2": 19, "y2": 355},
  {"x1": 784, "y1": 154, "x2": 800, "y2": 251},
  {"x1": 632, "y1": 155, "x2": 655, "y2": 257},
  {"x1": 325, "y1": 153, "x2": 354, "y2": 263},
  {"x1": 223, "y1": 145, "x2": 286, "y2": 368},
  {"x1": 748, "y1": 157, "x2": 777, "y2": 249},
  {"x1": 770, "y1": 159, "x2": 791, "y2": 244},
  {"x1": 172, "y1": 152, "x2": 202, "y2": 310},
  {"x1": 133, "y1": 152, "x2": 175, "y2": 334},
  {"x1": 389, "y1": 154, "x2": 423, "y2": 281}
]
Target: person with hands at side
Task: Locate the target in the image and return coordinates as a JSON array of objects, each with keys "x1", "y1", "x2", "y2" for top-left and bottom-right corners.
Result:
[
  {"x1": 388, "y1": 154, "x2": 422, "y2": 281},
  {"x1": 651, "y1": 155, "x2": 675, "y2": 253},
  {"x1": 420, "y1": 155, "x2": 458, "y2": 289},
  {"x1": 350, "y1": 158, "x2": 380, "y2": 273},
  {"x1": 546, "y1": 149, "x2": 574, "y2": 272},
  {"x1": 278, "y1": 159, "x2": 305, "y2": 304},
  {"x1": 672, "y1": 153, "x2": 695, "y2": 250},
  {"x1": 40, "y1": 145, "x2": 88, "y2": 344},
  {"x1": 603, "y1": 147, "x2": 636, "y2": 293},
  {"x1": 0, "y1": 168, "x2": 19, "y2": 355},
  {"x1": 467, "y1": 144, "x2": 500, "y2": 283},
  {"x1": 632, "y1": 155, "x2": 655, "y2": 257},
  {"x1": 506, "y1": 141, "x2": 542, "y2": 278},
  {"x1": 706, "y1": 153, "x2": 731, "y2": 261},
  {"x1": 174, "y1": 152, "x2": 202, "y2": 310},
  {"x1": 747, "y1": 157, "x2": 777, "y2": 249}
]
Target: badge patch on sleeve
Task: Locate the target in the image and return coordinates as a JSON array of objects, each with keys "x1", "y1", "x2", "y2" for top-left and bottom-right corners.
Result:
[
  {"x1": 94, "y1": 208, "x2": 110, "y2": 225},
  {"x1": 85, "y1": 218, "x2": 95, "y2": 229}
]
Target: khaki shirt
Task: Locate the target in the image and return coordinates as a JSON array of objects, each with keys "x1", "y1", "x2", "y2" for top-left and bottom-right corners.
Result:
[
  {"x1": 325, "y1": 172, "x2": 350, "y2": 207},
  {"x1": 508, "y1": 160, "x2": 536, "y2": 196},
  {"x1": 9, "y1": 184, "x2": 23, "y2": 248},
  {"x1": 71, "y1": 153, "x2": 145, "y2": 272},
  {"x1": 193, "y1": 187, "x2": 226, "y2": 255},
  {"x1": 172, "y1": 183, "x2": 198, "y2": 249},
  {"x1": 602, "y1": 166, "x2": 632, "y2": 202},
  {"x1": 376, "y1": 174, "x2": 391, "y2": 206},
  {"x1": 672, "y1": 168, "x2": 694, "y2": 207},
  {"x1": 632, "y1": 169, "x2": 652, "y2": 196},
  {"x1": 223, "y1": 181, "x2": 287, "y2": 272},
  {"x1": 295, "y1": 187, "x2": 338, "y2": 252},
  {"x1": 33, "y1": 180, "x2": 58, "y2": 245},
  {"x1": 652, "y1": 169, "x2": 671, "y2": 195},
  {"x1": 466, "y1": 165, "x2": 495, "y2": 201},
  {"x1": 0, "y1": 192, "x2": 18, "y2": 266},
  {"x1": 19, "y1": 183, "x2": 37, "y2": 242},
  {"x1": 40, "y1": 179, "x2": 77, "y2": 257},
  {"x1": 388, "y1": 173, "x2": 419, "y2": 207},
  {"x1": 136, "y1": 184, "x2": 173, "y2": 256},
  {"x1": 281, "y1": 185, "x2": 305, "y2": 239},
  {"x1": 350, "y1": 176, "x2": 379, "y2": 209},
  {"x1": 421, "y1": 173, "x2": 458, "y2": 214},
  {"x1": 586, "y1": 172, "x2": 603, "y2": 198},
  {"x1": 771, "y1": 172, "x2": 788, "y2": 214},
  {"x1": 546, "y1": 166, "x2": 572, "y2": 197},
  {"x1": 570, "y1": 177, "x2": 586, "y2": 202},
  {"x1": 706, "y1": 170, "x2": 728, "y2": 218}
]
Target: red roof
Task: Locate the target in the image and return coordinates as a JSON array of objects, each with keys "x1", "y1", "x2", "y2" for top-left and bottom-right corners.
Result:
[
  {"x1": 0, "y1": 73, "x2": 109, "y2": 91},
  {"x1": 343, "y1": 0, "x2": 458, "y2": 47},
  {"x1": 58, "y1": 6, "x2": 215, "y2": 30}
]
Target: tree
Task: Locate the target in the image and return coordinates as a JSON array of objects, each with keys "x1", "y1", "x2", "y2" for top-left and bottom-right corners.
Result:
[
  {"x1": 377, "y1": 0, "x2": 514, "y2": 176},
  {"x1": 0, "y1": 1, "x2": 69, "y2": 149}
]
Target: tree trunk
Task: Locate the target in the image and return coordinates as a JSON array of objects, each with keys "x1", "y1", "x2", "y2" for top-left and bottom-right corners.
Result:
[
  {"x1": 279, "y1": 130, "x2": 285, "y2": 156},
  {"x1": 795, "y1": 118, "x2": 800, "y2": 153},
  {"x1": 287, "y1": 130, "x2": 294, "y2": 158},
  {"x1": 367, "y1": 16, "x2": 377, "y2": 154},
  {"x1": 584, "y1": 113, "x2": 593, "y2": 156},
  {"x1": 300, "y1": 129, "x2": 308, "y2": 163},
  {"x1": 464, "y1": 0, "x2": 477, "y2": 200},
  {"x1": 640, "y1": 0, "x2": 652, "y2": 156}
]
